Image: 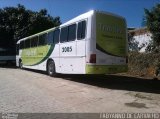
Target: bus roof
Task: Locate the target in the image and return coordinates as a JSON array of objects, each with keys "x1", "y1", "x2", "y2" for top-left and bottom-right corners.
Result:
[{"x1": 17, "y1": 10, "x2": 125, "y2": 44}]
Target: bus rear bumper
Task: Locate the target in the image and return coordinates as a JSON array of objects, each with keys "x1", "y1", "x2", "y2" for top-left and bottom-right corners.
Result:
[{"x1": 86, "y1": 65, "x2": 128, "y2": 74}]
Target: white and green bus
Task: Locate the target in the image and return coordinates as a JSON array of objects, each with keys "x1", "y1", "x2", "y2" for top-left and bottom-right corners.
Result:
[{"x1": 16, "y1": 10, "x2": 128, "y2": 76}]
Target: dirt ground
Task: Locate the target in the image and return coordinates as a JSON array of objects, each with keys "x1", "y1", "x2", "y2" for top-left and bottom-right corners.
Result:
[{"x1": 0, "y1": 65, "x2": 160, "y2": 113}]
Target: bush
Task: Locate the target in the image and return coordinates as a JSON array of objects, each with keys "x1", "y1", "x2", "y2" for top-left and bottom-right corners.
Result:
[{"x1": 128, "y1": 52, "x2": 160, "y2": 77}]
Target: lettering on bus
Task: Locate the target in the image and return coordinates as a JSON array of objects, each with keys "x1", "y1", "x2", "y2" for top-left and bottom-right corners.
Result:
[
  {"x1": 62, "y1": 46, "x2": 72, "y2": 52},
  {"x1": 98, "y1": 23, "x2": 124, "y2": 34},
  {"x1": 25, "y1": 49, "x2": 37, "y2": 56}
]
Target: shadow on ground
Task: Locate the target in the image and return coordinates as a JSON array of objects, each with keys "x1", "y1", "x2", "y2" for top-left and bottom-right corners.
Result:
[
  {"x1": 57, "y1": 74, "x2": 160, "y2": 94},
  {"x1": 3, "y1": 65, "x2": 159, "y2": 94}
]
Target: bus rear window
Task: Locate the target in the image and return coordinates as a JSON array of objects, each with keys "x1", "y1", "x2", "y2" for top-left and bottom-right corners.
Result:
[{"x1": 77, "y1": 21, "x2": 86, "y2": 40}]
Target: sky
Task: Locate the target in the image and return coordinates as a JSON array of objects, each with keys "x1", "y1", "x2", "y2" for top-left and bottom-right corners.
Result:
[{"x1": 0, "y1": 0, "x2": 159, "y2": 28}]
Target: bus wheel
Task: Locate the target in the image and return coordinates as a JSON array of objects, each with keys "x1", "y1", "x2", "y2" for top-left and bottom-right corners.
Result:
[
  {"x1": 19, "y1": 60, "x2": 23, "y2": 69},
  {"x1": 47, "y1": 60, "x2": 56, "y2": 77}
]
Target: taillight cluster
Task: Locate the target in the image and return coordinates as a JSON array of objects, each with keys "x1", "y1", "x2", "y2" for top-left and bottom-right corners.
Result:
[{"x1": 89, "y1": 54, "x2": 96, "y2": 63}]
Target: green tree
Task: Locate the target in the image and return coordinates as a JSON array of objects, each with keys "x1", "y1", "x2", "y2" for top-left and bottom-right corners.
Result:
[
  {"x1": 0, "y1": 4, "x2": 61, "y2": 50},
  {"x1": 144, "y1": 3, "x2": 160, "y2": 53}
]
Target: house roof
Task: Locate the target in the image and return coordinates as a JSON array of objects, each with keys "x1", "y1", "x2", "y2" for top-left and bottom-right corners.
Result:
[{"x1": 129, "y1": 27, "x2": 150, "y2": 36}]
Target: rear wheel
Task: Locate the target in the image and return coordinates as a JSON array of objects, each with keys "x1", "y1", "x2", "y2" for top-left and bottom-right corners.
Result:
[{"x1": 47, "y1": 60, "x2": 56, "y2": 77}]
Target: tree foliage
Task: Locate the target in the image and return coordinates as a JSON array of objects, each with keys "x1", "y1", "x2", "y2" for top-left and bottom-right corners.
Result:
[
  {"x1": 0, "y1": 4, "x2": 61, "y2": 49},
  {"x1": 144, "y1": 3, "x2": 160, "y2": 52}
]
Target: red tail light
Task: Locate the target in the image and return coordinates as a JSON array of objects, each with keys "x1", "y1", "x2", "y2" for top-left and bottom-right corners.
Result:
[{"x1": 89, "y1": 54, "x2": 96, "y2": 63}]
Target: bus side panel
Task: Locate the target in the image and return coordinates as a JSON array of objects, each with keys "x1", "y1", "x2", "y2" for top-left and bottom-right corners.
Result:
[
  {"x1": 16, "y1": 49, "x2": 22, "y2": 67},
  {"x1": 20, "y1": 44, "x2": 54, "y2": 71},
  {"x1": 49, "y1": 44, "x2": 60, "y2": 73},
  {"x1": 58, "y1": 40, "x2": 86, "y2": 74},
  {"x1": 59, "y1": 57, "x2": 86, "y2": 74},
  {"x1": 26, "y1": 43, "x2": 60, "y2": 71}
]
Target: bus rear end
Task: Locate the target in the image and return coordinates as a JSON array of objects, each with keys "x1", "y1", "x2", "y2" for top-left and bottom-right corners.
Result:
[{"x1": 86, "y1": 11, "x2": 128, "y2": 74}]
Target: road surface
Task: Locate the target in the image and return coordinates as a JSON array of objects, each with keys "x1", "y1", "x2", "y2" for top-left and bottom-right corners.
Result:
[{"x1": 0, "y1": 67, "x2": 160, "y2": 113}]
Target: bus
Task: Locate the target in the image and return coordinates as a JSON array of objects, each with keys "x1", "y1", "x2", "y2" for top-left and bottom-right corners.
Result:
[
  {"x1": 0, "y1": 30, "x2": 16, "y2": 65},
  {"x1": 16, "y1": 10, "x2": 128, "y2": 76},
  {"x1": 0, "y1": 47, "x2": 16, "y2": 65}
]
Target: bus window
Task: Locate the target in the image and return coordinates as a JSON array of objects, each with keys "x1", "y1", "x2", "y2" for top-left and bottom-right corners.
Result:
[
  {"x1": 25, "y1": 39, "x2": 30, "y2": 49},
  {"x1": 20, "y1": 41, "x2": 25, "y2": 49},
  {"x1": 16, "y1": 44, "x2": 19, "y2": 55},
  {"x1": 68, "y1": 24, "x2": 76, "y2": 41},
  {"x1": 48, "y1": 31, "x2": 54, "y2": 44},
  {"x1": 31, "y1": 36, "x2": 38, "y2": 47},
  {"x1": 77, "y1": 21, "x2": 86, "y2": 40},
  {"x1": 39, "y1": 33, "x2": 47, "y2": 46},
  {"x1": 60, "y1": 27, "x2": 68, "y2": 43},
  {"x1": 53, "y1": 29, "x2": 60, "y2": 44},
  {"x1": 19, "y1": 42, "x2": 22, "y2": 49}
]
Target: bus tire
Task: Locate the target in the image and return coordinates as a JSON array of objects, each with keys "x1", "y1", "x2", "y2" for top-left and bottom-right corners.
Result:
[
  {"x1": 47, "y1": 60, "x2": 56, "y2": 77},
  {"x1": 19, "y1": 60, "x2": 23, "y2": 69}
]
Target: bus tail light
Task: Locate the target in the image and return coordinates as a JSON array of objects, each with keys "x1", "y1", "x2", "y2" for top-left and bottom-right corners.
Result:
[{"x1": 89, "y1": 54, "x2": 96, "y2": 63}]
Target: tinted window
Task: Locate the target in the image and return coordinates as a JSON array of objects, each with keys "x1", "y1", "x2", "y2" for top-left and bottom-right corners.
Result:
[
  {"x1": 20, "y1": 41, "x2": 25, "y2": 49},
  {"x1": 19, "y1": 42, "x2": 22, "y2": 49},
  {"x1": 0, "y1": 48, "x2": 15, "y2": 56},
  {"x1": 81, "y1": 21, "x2": 86, "y2": 39},
  {"x1": 31, "y1": 36, "x2": 38, "y2": 47},
  {"x1": 16, "y1": 44, "x2": 19, "y2": 55},
  {"x1": 48, "y1": 31, "x2": 54, "y2": 44},
  {"x1": 25, "y1": 39, "x2": 30, "y2": 48},
  {"x1": 68, "y1": 24, "x2": 76, "y2": 41},
  {"x1": 77, "y1": 21, "x2": 86, "y2": 40},
  {"x1": 39, "y1": 33, "x2": 47, "y2": 46},
  {"x1": 54, "y1": 29, "x2": 60, "y2": 44},
  {"x1": 60, "y1": 27, "x2": 68, "y2": 43},
  {"x1": 77, "y1": 22, "x2": 82, "y2": 39}
]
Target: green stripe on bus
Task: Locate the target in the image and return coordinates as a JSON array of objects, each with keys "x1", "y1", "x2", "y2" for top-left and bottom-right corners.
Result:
[
  {"x1": 21, "y1": 44, "x2": 54, "y2": 66},
  {"x1": 86, "y1": 65, "x2": 128, "y2": 74},
  {"x1": 30, "y1": 44, "x2": 54, "y2": 66}
]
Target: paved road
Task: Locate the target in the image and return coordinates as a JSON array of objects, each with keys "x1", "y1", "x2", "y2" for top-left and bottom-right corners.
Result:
[{"x1": 0, "y1": 67, "x2": 160, "y2": 113}]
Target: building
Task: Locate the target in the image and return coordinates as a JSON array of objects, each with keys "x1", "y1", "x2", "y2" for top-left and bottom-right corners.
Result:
[{"x1": 128, "y1": 27, "x2": 152, "y2": 52}]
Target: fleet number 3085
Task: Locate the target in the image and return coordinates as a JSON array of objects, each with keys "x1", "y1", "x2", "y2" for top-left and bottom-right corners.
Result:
[{"x1": 62, "y1": 46, "x2": 72, "y2": 52}]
